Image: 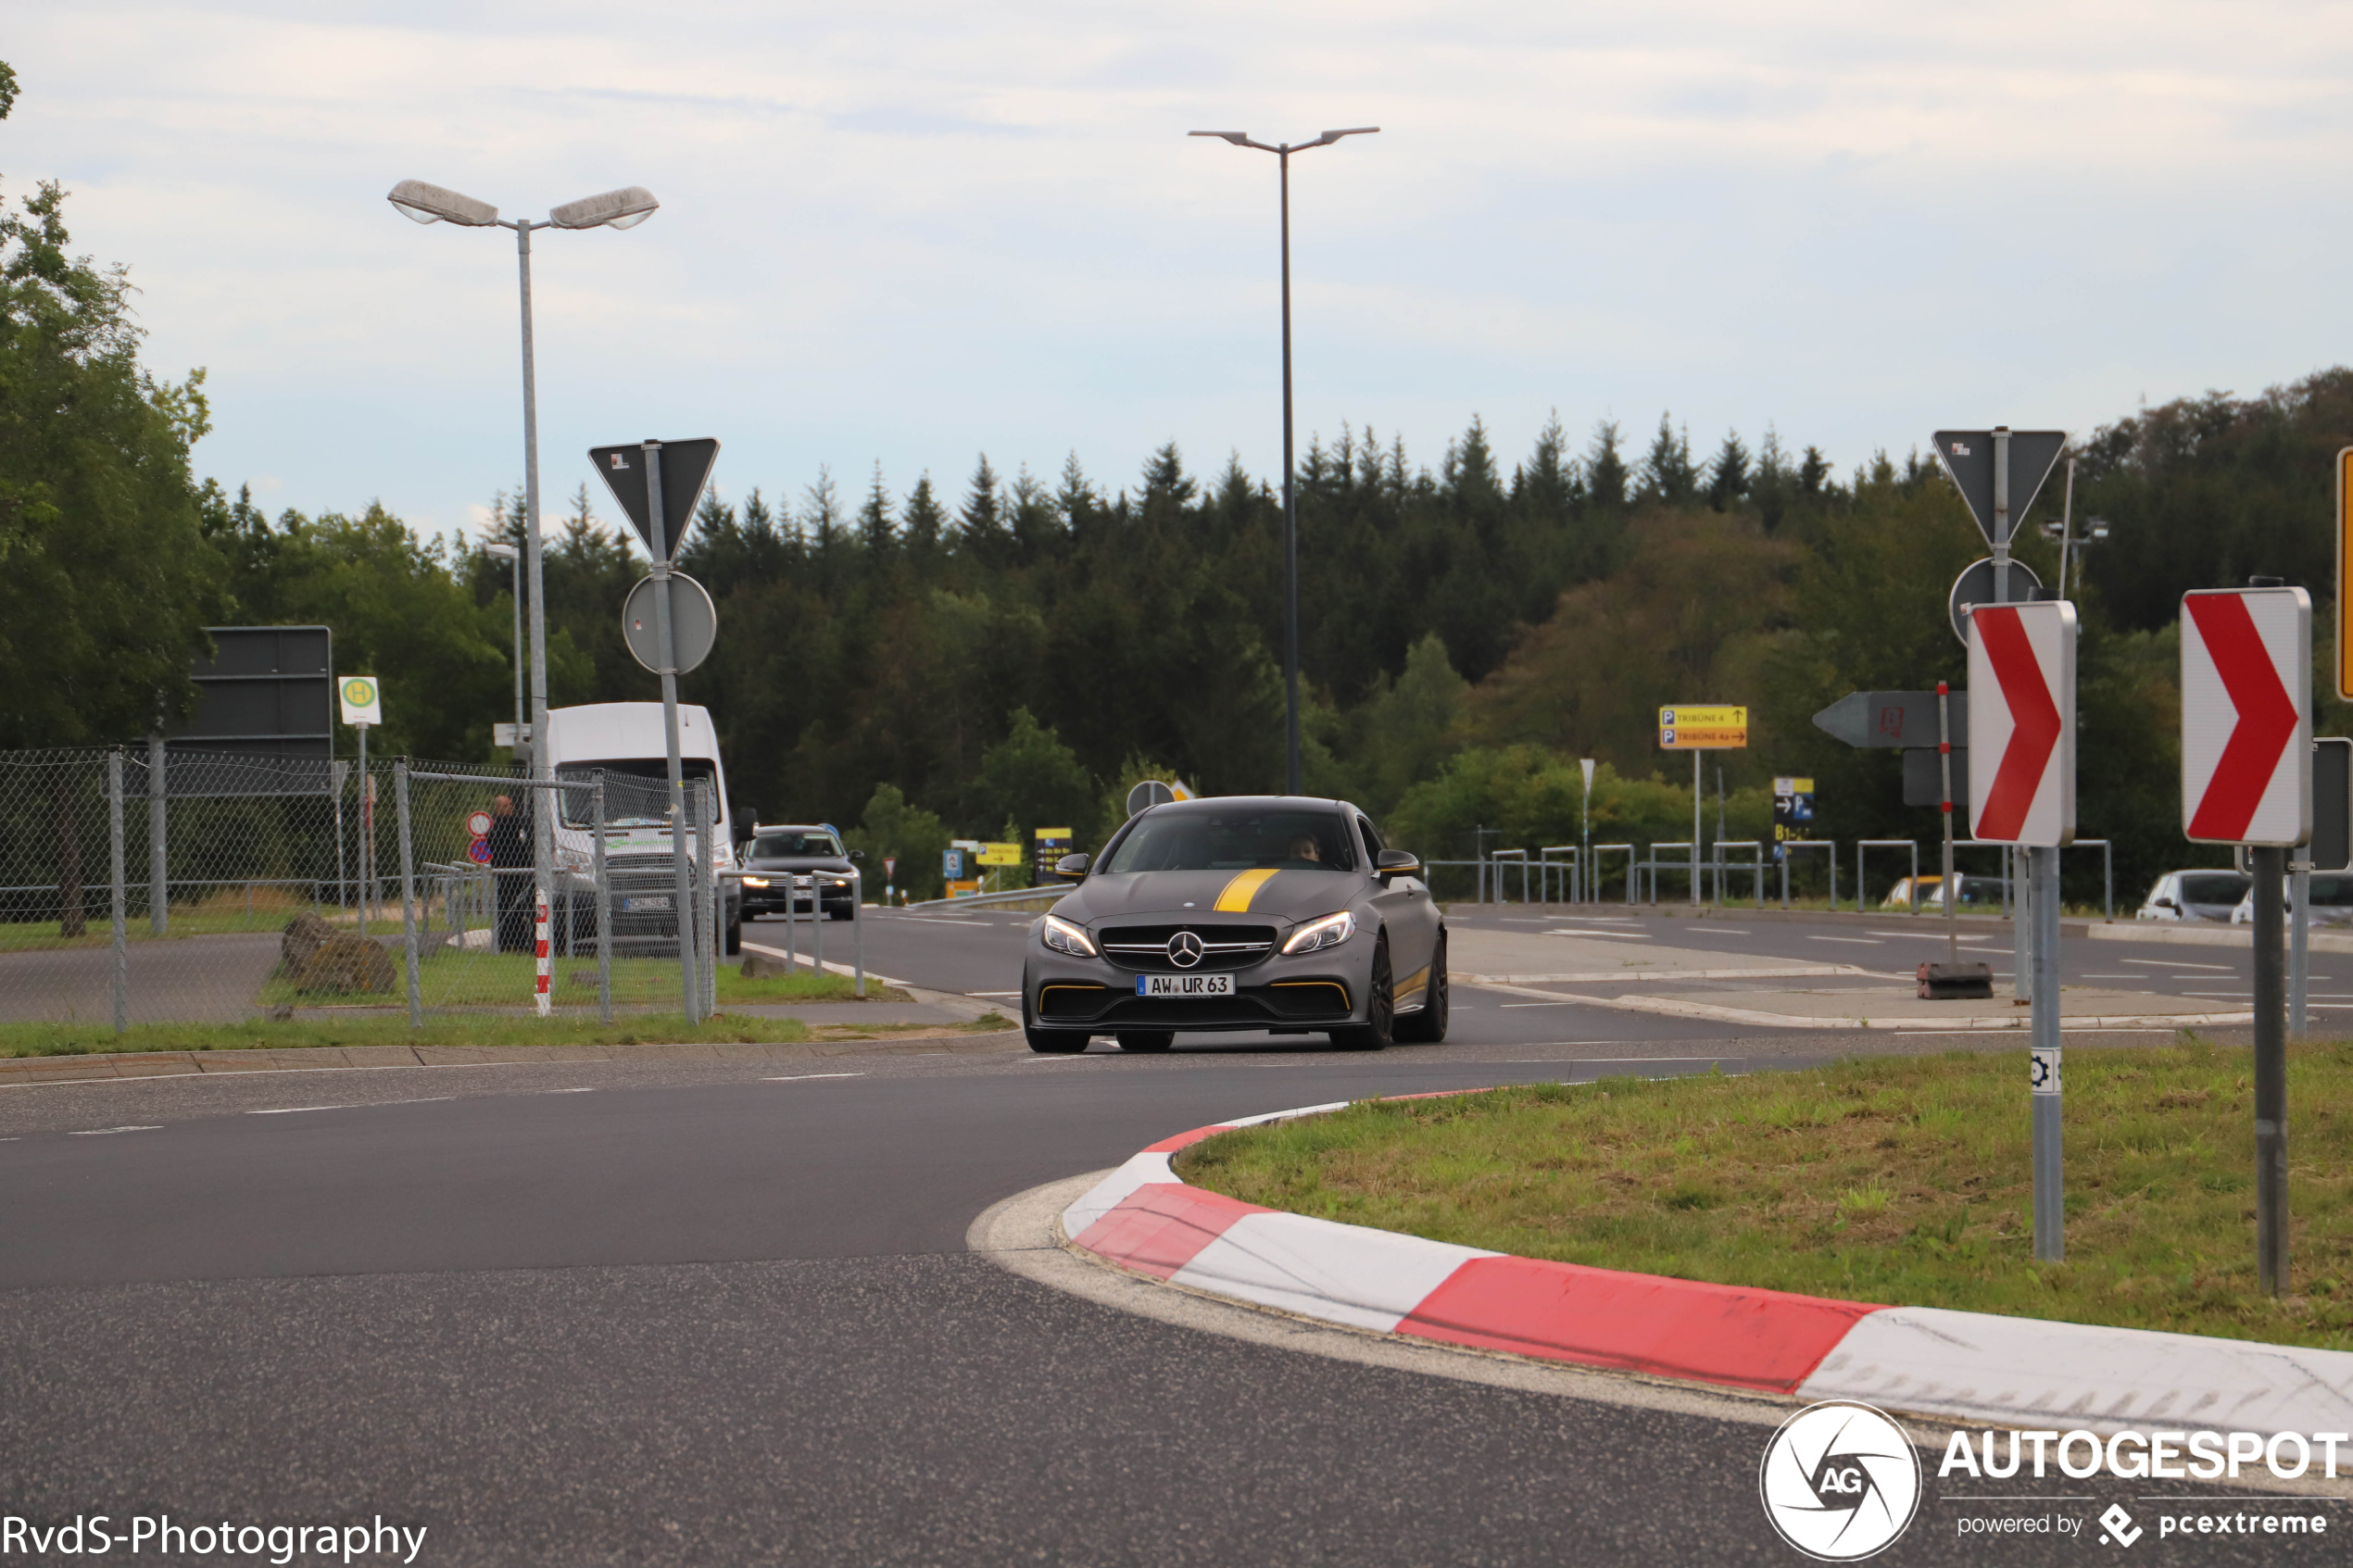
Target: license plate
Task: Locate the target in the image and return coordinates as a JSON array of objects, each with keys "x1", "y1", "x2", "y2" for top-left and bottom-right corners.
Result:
[
  {"x1": 623, "y1": 896, "x2": 672, "y2": 912},
  {"x1": 1137, "y1": 973, "x2": 1233, "y2": 997}
]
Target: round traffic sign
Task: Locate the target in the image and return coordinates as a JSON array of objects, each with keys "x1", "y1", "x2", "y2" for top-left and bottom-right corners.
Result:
[
  {"x1": 1126, "y1": 780, "x2": 1177, "y2": 818},
  {"x1": 1947, "y1": 557, "x2": 2044, "y2": 646},
  {"x1": 466, "y1": 836, "x2": 494, "y2": 865},
  {"x1": 466, "y1": 810, "x2": 495, "y2": 837},
  {"x1": 622, "y1": 571, "x2": 718, "y2": 675}
]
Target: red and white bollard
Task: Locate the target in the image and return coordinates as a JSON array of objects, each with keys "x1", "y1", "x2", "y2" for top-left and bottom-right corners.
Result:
[{"x1": 535, "y1": 894, "x2": 551, "y2": 1017}]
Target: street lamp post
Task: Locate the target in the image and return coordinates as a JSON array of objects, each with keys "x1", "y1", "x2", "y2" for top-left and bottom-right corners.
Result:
[
  {"x1": 388, "y1": 179, "x2": 658, "y2": 944},
  {"x1": 1189, "y1": 128, "x2": 1378, "y2": 796},
  {"x1": 484, "y1": 542, "x2": 525, "y2": 746}
]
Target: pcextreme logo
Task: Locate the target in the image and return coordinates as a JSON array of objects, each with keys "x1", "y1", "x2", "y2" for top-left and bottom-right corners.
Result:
[{"x1": 1759, "y1": 1400, "x2": 1923, "y2": 1561}]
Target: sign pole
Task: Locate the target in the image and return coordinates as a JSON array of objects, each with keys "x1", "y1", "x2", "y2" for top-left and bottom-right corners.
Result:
[
  {"x1": 1692, "y1": 749, "x2": 1702, "y2": 907},
  {"x1": 357, "y1": 722, "x2": 371, "y2": 935},
  {"x1": 2252, "y1": 842, "x2": 2289, "y2": 1295},
  {"x1": 1579, "y1": 759, "x2": 1594, "y2": 906},
  {"x1": 2031, "y1": 844, "x2": 2063, "y2": 1261},
  {"x1": 2292, "y1": 851, "x2": 2310, "y2": 1035},
  {"x1": 1938, "y1": 682, "x2": 1957, "y2": 964},
  {"x1": 644, "y1": 440, "x2": 698, "y2": 1023}
]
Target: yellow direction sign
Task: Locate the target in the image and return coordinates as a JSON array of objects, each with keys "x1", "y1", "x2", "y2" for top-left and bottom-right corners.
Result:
[
  {"x1": 976, "y1": 842, "x2": 1024, "y2": 867},
  {"x1": 1659, "y1": 704, "x2": 1746, "y2": 749}
]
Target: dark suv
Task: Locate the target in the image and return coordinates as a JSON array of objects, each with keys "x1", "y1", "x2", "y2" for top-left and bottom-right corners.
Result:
[{"x1": 740, "y1": 825, "x2": 862, "y2": 922}]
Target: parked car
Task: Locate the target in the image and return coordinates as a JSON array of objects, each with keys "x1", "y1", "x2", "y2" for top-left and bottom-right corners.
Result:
[
  {"x1": 1919, "y1": 873, "x2": 2004, "y2": 911},
  {"x1": 739, "y1": 824, "x2": 862, "y2": 921},
  {"x1": 2228, "y1": 873, "x2": 2353, "y2": 927},
  {"x1": 2136, "y1": 870, "x2": 2252, "y2": 922}
]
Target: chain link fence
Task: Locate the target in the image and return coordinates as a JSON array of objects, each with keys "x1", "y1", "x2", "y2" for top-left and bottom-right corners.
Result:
[{"x1": 0, "y1": 746, "x2": 724, "y2": 1035}]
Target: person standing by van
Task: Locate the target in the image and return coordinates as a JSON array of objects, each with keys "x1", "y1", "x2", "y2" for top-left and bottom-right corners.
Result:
[{"x1": 488, "y1": 794, "x2": 534, "y2": 953}]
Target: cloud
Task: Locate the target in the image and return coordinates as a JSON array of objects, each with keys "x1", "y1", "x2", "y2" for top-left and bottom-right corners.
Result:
[{"x1": 11, "y1": 1, "x2": 2353, "y2": 529}]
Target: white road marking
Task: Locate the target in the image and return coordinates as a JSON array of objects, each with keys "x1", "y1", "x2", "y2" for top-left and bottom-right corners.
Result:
[
  {"x1": 1807, "y1": 935, "x2": 1883, "y2": 946},
  {"x1": 250, "y1": 1096, "x2": 454, "y2": 1115},
  {"x1": 547, "y1": 1086, "x2": 596, "y2": 1094},
  {"x1": 967, "y1": 990, "x2": 1022, "y2": 997},
  {"x1": 763, "y1": 1073, "x2": 865, "y2": 1082},
  {"x1": 1541, "y1": 929, "x2": 1650, "y2": 940},
  {"x1": 2120, "y1": 957, "x2": 2232, "y2": 971},
  {"x1": 68, "y1": 1125, "x2": 161, "y2": 1135}
]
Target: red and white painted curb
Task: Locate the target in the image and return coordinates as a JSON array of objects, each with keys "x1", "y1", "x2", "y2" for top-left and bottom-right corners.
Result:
[{"x1": 1063, "y1": 1096, "x2": 2353, "y2": 1437}]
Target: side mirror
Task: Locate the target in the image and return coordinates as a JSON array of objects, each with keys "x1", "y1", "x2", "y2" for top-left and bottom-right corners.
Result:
[
  {"x1": 1376, "y1": 848, "x2": 1420, "y2": 880},
  {"x1": 1055, "y1": 853, "x2": 1090, "y2": 881},
  {"x1": 849, "y1": 849, "x2": 864, "y2": 860},
  {"x1": 2155, "y1": 897, "x2": 2178, "y2": 911}
]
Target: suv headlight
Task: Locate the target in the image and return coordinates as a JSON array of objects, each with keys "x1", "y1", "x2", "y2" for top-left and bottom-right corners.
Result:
[
  {"x1": 1282, "y1": 910, "x2": 1355, "y2": 955},
  {"x1": 1041, "y1": 914, "x2": 1096, "y2": 957},
  {"x1": 555, "y1": 847, "x2": 591, "y2": 873},
  {"x1": 741, "y1": 875, "x2": 771, "y2": 888}
]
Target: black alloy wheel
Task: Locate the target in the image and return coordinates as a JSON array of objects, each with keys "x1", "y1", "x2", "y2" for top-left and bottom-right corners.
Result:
[
  {"x1": 1331, "y1": 932, "x2": 1393, "y2": 1051},
  {"x1": 1022, "y1": 973, "x2": 1087, "y2": 1054},
  {"x1": 1115, "y1": 1031, "x2": 1175, "y2": 1053},
  {"x1": 1394, "y1": 929, "x2": 1448, "y2": 1043}
]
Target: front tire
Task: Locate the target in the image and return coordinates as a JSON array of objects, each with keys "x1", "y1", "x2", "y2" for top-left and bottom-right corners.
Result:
[
  {"x1": 1330, "y1": 932, "x2": 1394, "y2": 1051},
  {"x1": 1116, "y1": 1031, "x2": 1175, "y2": 1053},
  {"x1": 724, "y1": 919, "x2": 743, "y2": 957},
  {"x1": 1394, "y1": 931, "x2": 1449, "y2": 1043}
]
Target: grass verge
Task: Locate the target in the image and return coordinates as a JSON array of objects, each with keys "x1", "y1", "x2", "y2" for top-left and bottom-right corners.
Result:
[
  {"x1": 255, "y1": 952, "x2": 899, "y2": 1009},
  {"x1": 0, "y1": 1012, "x2": 819, "y2": 1058},
  {"x1": 1175, "y1": 1040, "x2": 2353, "y2": 1350}
]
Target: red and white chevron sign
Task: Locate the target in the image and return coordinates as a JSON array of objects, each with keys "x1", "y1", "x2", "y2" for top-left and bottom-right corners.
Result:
[
  {"x1": 1967, "y1": 601, "x2": 2076, "y2": 846},
  {"x1": 2182, "y1": 587, "x2": 2310, "y2": 846}
]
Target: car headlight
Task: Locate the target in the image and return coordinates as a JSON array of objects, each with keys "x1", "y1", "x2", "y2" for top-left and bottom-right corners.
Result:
[
  {"x1": 827, "y1": 876, "x2": 851, "y2": 887},
  {"x1": 1282, "y1": 910, "x2": 1356, "y2": 955},
  {"x1": 555, "y1": 847, "x2": 592, "y2": 873},
  {"x1": 1041, "y1": 914, "x2": 1096, "y2": 957},
  {"x1": 741, "y1": 875, "x2": 771, "y2": 888}
]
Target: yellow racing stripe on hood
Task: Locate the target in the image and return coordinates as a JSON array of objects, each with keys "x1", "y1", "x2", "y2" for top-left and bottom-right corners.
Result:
[{"x1": 1214, "y1": 868, "x2": 1280, "y2": 911}]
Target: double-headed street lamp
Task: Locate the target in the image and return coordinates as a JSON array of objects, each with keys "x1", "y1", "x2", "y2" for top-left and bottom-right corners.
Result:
[
  {"x1": 387, "y1": 178, "x2": 658, "y2": 913},
  {"x1": 1189, "y1": 128, "x2": 1378, "y2": 797}
]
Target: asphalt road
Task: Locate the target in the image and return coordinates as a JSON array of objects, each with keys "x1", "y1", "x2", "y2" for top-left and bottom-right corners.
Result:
[{"x1": 0, "y1": 908, "x2": 2305, "y2": 1565}]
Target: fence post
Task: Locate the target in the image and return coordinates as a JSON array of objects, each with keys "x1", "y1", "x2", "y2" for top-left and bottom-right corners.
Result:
[
  {"x1": 147, "y1": 734, "x2": 168, "y2": 936},
  {"x1": 852, "y1": 867, "x2": 866, "y2": 998},
  {"x1": 698, "y1": 782, "x2": 717, "y2": 1015},
  {"x1": 108, "y1": 750, "x2": 128, "y2": 1035},
  {"x1": 593, "y1": 776, "x2": 612, "y2": 1024},
  {"x1": 396, "y1": 760, "x2": 422, "y2": 1028}
]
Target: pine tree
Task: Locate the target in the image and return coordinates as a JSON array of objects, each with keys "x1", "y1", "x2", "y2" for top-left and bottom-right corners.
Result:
[
  {"x1": 1585, "y1": 420, "x2": 1629, "y2": 510},
  {"x1": 858, "y1": 463, "x2": 896, "y2": 559},
  {"x1": 1705, "y1": 430, "x2": 1751, "y2": 510},
  {"x1": 1638, "y1": 414, "x2": 1697, "y2": 506},
  {"x1": 958, "y1": 454, "x2": 1011, "y2": 566}
]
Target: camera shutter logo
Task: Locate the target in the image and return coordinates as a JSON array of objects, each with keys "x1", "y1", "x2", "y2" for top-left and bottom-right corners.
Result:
[{"x1": 1757, "y1": 1400, "x2": 1921, "y2": 1560}]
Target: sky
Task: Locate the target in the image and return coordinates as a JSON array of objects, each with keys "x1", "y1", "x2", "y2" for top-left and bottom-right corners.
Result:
[{"x1": 11, "y1": 2, "x2": 2353, "y2": 546}]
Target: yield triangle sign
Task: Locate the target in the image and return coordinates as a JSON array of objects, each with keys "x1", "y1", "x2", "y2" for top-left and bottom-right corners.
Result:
[
  {"x1": 2182, "y1": 587, "x2": 2310, "y2": 846},
  {"x1": 589, "y1": 438, "x2": 721, "y2": 560},
  {"x1": 1967, "y1": 600, "x2": 2075, "y2": 846},
  {"x1": 1932, "y1": 430, "x2": 2069, "y2": 549}
]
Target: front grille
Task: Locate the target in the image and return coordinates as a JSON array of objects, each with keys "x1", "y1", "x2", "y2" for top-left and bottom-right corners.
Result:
[{"x1": 1098, "y1": 923, "x2": 1277, "y2": 972}]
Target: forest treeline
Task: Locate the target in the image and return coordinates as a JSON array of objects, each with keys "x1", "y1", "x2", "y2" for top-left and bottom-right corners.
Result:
[
  {"x1": 202, "y1": 370, "x2": 2353, "y2": 903},
  {"x1": 14, "y1": 122, "x2": 2353, "y2": 906}
]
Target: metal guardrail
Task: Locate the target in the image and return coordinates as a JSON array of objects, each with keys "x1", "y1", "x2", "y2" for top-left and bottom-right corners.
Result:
[{"x1": 904, "y1": 884, "x2": 1070, "y2": 912}]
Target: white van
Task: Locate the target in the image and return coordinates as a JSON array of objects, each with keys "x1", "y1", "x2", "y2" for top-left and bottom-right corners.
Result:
[{"x1": 542, "y1": 702, "x2": 742, "y2": 954}]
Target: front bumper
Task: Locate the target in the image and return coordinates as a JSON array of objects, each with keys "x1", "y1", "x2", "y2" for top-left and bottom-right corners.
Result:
[{"x1": 1027, "y1": 920, "x2": 1371, "y2": 1035}]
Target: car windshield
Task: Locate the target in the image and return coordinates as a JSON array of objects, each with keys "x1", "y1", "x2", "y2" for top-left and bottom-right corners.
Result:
[
  {"x1": 2180, "y1": 873, "x2": 2251, "y2": 905},
  {"x1": 554, "y1": 759, "x2": 715, "y2": 829},
  {"x1": 1101, "y1": 807, "x2": 1356, "y2": 874},
  {"x1": 751, "y1": 832, "x2": 842, "y2": 858}
]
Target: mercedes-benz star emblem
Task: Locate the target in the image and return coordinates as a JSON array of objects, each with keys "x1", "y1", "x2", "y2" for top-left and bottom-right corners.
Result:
[{"x1": 1166, "y1": 932, "x2": 1204, "y2": 968}]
